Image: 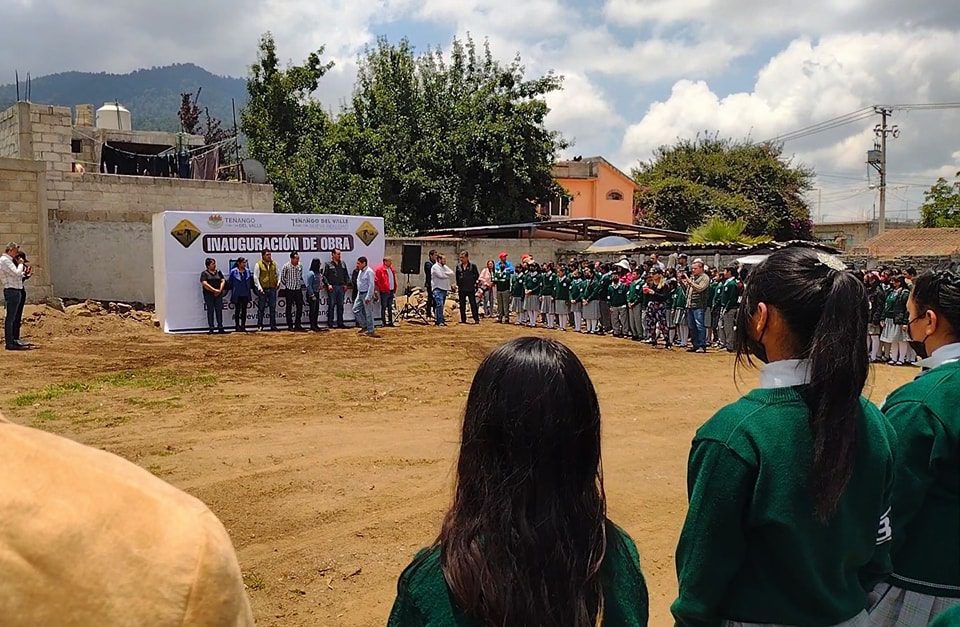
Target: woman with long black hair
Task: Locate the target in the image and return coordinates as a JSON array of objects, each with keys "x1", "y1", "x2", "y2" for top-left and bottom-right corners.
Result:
[
  {"x1": 869, "y1": 269, "x2": 960, "y2": 626},
  {"x1": 388, "y1": 337, "x2": 649, "y2": 626},
  {"x1": 672, "y1": 247, "x2": 897, "y2": 627}
]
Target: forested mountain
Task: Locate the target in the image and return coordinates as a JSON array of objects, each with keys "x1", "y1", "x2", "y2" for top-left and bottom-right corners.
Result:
[{"x1": 0, "y1": 64, "x2": 247, "y2": 132}]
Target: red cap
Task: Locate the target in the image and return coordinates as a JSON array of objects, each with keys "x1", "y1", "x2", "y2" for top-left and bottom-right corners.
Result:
[{"x1": 499, "y1": 251, "x2": 507, "y2": 258}]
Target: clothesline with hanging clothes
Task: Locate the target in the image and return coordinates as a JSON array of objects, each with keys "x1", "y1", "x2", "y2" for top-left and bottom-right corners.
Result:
[
  {"x1": 72, "y1": 126, "x2": 237, "y2": 158},
  {"x1": 93, "y1": 136, "x2": 237, "y2": 180}
]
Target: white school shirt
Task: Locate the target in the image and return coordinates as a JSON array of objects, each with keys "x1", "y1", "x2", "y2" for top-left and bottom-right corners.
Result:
[
  {"x1": 0, "y1": 254, "x2": 24, "y2": 290},
  {"x1": 918, "y1": 342, "x2": 960, "y2": 372},
  {"x1": 759, "y1": 359, "x2": 812, "y2": 389}
]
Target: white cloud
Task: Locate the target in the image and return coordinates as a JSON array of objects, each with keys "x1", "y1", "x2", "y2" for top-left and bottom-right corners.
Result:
[{"x1": 619, "y1": 29, "x2": 960, "y2": 219}]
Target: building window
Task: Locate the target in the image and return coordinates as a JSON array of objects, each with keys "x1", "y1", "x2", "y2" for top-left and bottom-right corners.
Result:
[
  {"x1": 606, "y1": 189, "x2": 624, "y2": 201},
  {"x1": 545, "y1": 196, "x2": 570, "y2": 218},
  {"x1": 71, "y1": 139, "x2": 82, "y2": 153}
]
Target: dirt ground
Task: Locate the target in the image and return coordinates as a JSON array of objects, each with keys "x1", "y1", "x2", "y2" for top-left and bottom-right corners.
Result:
[{"x1": 1, "y1": 305, "x2": 915, "y2": 626}]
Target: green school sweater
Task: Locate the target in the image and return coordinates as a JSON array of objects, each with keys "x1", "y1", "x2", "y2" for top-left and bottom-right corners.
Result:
[
  {"x1": 510, "y1": 272, "x2": 525, "y2": 297},
  {"x1": 523, "y1": 272, "x2": 542, "y2": 295},
  {"x1": 387, "y1": 522, "x2": 649, "y2": 627},
  {"x1": 706, "y1": 280, "x2": 719, "y2": 308},
  {"x1": 569, "y1": 277, "x2": 584, "y2": 301},
  {"x1": 540, "y1": 272, "x2": 557, "y2": 297},
  {"x1": 556, "y1": 275, "x2": 572, "y2": 301},
  {"x1": 882, "y1": 288, "x2": 908, "y2": 323},
  {"x1": 599, "y1": 272, "x2": 613, "y2": 302},
  {"x1": 584, "y1": 278, "x2": 602, "y2": 302},
  {"x1": 608, "y1": 282, "x2": 628, "y2": 307},
  {"x1": 492, "y1": 267, "x2": 512, "y2": 291},
  {"x1": 930, "y1": 605, "x2": 960, "y2": 627},
  {"x1": 671, "y1": 284, "x2": 687, "y2": 309},
  {"x1": 626, "y1": 280, "x2": 643, "y2": 306},
  {"x1": 672, "y1": 387, "x2": 897, "y2": 627},
  {"x1": 881, "y1": 359, "x2": 960, "y2": 597},
  {"x1": 719, "y1": 278, "x2": 739, "y2": 310}
]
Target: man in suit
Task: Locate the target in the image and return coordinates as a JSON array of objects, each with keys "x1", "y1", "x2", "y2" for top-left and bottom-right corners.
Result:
[
  {"x1": 455, "y1": 251, "x2": 481, "y2": 324},
  {"x1": 424, "y1": 249, "x2": 437, "y2": 319}
]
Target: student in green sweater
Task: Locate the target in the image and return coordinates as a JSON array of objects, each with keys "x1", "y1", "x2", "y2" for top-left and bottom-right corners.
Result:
[
  {"x1": 523, "y1": 264, "x2": 542, "y2": 329},
  {"x1": 569, "y1": 270, "x2": 585, "y2": 332},
  {"x1": 870, "y1": 269, "x2": 960, "y2": 626},
  {"x1": 555, "y1": 265, "x2": 572, "y2": 332},
  {"x1": 608, "y1": 273, "x2": 629, "y2": 338},
  {"x1": 673, "y1": 247, "x2": 897, "y2": 627},
  {"x1": 540, "y1": 263, "x2": 558, "y2": 329},
  {"x1": 388, "y1": 337, "x2": 649, "y2": 627},
  {"x1": 510, "y1": 266, "x2": 526, "y2": 326}
]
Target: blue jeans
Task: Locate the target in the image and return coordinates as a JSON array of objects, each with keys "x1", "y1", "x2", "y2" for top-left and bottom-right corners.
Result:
[
  {"x1": 4, "y1": 287, "x2": 24, "y2": 347},
  {"x1": 379, "y1": 292, "x2": 395, "y2": 326},
  {"x1": 688, "y1": 308, "x2": 707, "y2": 349},
  {"x1": 257, "y1": 287, "x2": 277, "y2": 329},
  {"x1": 353, "y1": 296, "x2": 376, "y2": 334},
  {"x1": 203, "y1": 292, "x2": 224, "y2": 332},
  {"x1": 327, "y1": 285, "x2": 345, "y2": 327},
  {"x1": 432, "y1": 288, "x2": 447, "y2": 325}
]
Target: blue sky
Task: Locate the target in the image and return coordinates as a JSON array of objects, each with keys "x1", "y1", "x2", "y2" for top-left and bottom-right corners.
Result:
[{"x1": 3, "y1": 0, "x2": 959, "y2": 222}]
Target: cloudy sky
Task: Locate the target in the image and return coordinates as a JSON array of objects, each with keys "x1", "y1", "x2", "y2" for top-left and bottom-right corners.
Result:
[{"x1": 4, "y1": 0, "x2": 960, "y2": 222}]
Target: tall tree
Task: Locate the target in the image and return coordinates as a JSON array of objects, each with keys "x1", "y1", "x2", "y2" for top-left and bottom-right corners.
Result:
[
  {"x1": 177, "y1": 91, "x2": 201, "y2": 134},
  {"x1": 240, "y1": 34, "x2": 566, "y2": 234},
  {"x1": 919, "y1": 174, "x2": 960, "y2": 227},
  {"x1": 632, "y1": 135, "x2": 814, "y2": 240}
]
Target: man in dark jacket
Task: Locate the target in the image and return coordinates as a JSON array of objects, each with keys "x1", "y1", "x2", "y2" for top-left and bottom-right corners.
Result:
[
  {"x1": 423, "y1": 249, "x2": 437, "y2": 319},
  {"x1": 455, "y1": 251, "x2": 480, "y2": 324},
  {"x1": 322, "y1": 248, "x2": 350, "y2": 329}
]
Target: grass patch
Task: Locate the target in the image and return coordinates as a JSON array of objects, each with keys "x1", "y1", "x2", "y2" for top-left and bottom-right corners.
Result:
[
  {"x1": 145, "y1": 463, "x2": 163, "y2": 476},
  {"x1": 334, "y1": 370, "x2": 363, "y2": 381},
  {"x1": 11, "y1": 369, "x2": 213, "y2": 410},
  {"x1": 35, "y1": 409, "x2": 59, "y2": 421},
  {"x1": 125, "y1": 396, "x2": 183, "y2": 410},
  {"x1": 244, "y1": 571, "x2": 266, "y2": 591}
]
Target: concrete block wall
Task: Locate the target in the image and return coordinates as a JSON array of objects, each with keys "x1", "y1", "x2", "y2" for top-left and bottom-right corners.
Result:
[
  {"x1": 0, "y1": 106, "x2": 19, "y2": 158},
  {"x1": 842, "y1": 254, "x2": 960, "y2": 272},
  {"x1": 0, "y1": 157, "x2": 52, "y2": 301},
  {"x1": 49, "y1": 174, "x2": 274, "y2": 302}
]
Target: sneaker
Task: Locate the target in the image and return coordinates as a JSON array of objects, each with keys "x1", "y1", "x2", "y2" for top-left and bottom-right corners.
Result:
[
  {"x1": 686, "y1": 347, "x2": 697, "y2": 353},
  {"x1": 696, "y1": 348, "x2": 707, "y2": 354}
]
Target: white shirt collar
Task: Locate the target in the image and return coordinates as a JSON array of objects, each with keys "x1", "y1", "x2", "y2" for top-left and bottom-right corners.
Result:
[
  {"x1": 919, "y1": 342, "x2": 960, "y2": 372},
  {"x1": 759, "y1": 359, "x2": 812, "y2": 389}
]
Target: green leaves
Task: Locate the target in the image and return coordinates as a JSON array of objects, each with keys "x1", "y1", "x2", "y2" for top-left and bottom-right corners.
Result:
[
  {"x1": 689, "y1": 217, "x2": 773, "y2": 244},
  {"x1": 919, "y1": 175, "x2": 960, "y2": 227},
  {"x1": 632, "y1": 135, "x2": 814, "y2": 240},
  {"x1": 240, "y1": 33, "x2": 564, "y2": 235}
]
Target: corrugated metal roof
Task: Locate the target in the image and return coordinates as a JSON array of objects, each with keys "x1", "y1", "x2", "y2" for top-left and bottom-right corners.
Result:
[{"x1": 853, "y1": 228, "x2": 960, "y2": 257}]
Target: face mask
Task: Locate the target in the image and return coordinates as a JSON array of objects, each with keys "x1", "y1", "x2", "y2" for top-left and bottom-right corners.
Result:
[
  {"x1": 742, "y1": 306, "x2": 769, "y2": 363},
  {"x1": 906, "y1": 314, "x2": 930, "y2": 360}
]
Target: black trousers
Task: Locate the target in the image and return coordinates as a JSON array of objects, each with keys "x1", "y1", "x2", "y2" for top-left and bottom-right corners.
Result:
[
  {"x1": 283, "y1": 289, "x2": 304, "y2": 329},
  {"x1": 308, "y1": 294, "x2": 320, "y2": 329},
  {"x1": 234, "y1": 296, "x2": 250, "y2": 331},
  {"x1": 459, "y1": 290, "x2": 479, "y2": 323},
  {"x1": 424, "y1": 284, "x2": 433, "y2": 317}
]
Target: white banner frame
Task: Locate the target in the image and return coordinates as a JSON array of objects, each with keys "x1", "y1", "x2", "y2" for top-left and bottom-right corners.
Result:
[{"x1": 153, "y1": 211, "x2": 386, "y2": 333}]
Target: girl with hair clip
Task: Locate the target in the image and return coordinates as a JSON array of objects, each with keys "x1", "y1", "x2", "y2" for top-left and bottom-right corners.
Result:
[
  {"x1": 388, "y1": 337, "x2": 649, "y2": 626},
  {"x1": 672, "y1": 248, "x2": 897, "y2": 627},
  {"x1": 523, "y1": 263, "x2": 543, "y2": 328},
  {"x1": 880, "y1": 275, "x2": 910, "y2": 366},
  {"x1": 582, "y1": 268, "x2": 602, "y2": 334},
  {"x1": 869, "y1": 269, "x2": 960, "y2": 626}
]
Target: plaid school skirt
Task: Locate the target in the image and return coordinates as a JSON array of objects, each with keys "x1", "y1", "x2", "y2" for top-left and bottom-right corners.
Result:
[
  {"x1": 880, "y1": 318, "x2": 904, "y2": 343},
  {"x1": 523, "y1": 294, "x2": 541, "y2": 311},
  {"x1": 555, "y1": 299, "x2": 570, "y2": 315},
  {"x1": 583, "y1": 300, "x2": 600, "y2": 320},
  {"x1": 869, "y1": 583, "x2": 960, "y2": 627},
  {"x1": 671, "y1": 307, "x2": 687, "y2": 327},
  {"x1": 510, "y1": 295, "x2": 523, "y2": 313},
  {"x1": 540, "y1": 295, "x2": 555, "y2": 314},
  {"x1": 570, "y1": 300, "x2": 582, "y2": 314}
]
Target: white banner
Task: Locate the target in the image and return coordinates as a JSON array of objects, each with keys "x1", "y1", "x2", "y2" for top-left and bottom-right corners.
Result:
[{"x1": 153, "y1": 211, "x2": 386, "y2": 333}]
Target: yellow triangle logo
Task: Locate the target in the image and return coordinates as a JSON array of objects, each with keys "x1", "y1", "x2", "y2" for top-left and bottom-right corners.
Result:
[
  {"x1": 171, "y1": 219, "x2": 201, "y2": 248},
  {"x1": 355, "y1": 220, "x2": 379, "y2": 246}
]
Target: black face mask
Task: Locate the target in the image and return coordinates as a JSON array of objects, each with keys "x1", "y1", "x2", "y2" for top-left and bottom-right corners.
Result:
[
  {"x1": 906, "y1": 315, "x2": 930, "y2": 360},
  {"x1": 747, "y1": 325, "x2": 769, "y2": 364}
]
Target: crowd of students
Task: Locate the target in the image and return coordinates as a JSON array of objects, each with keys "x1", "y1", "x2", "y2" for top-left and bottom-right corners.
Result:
[
  {"x1": 863, "y1": 266, "x2": 923, "y2": 366},
  {"x1": 389, "y1": 248, "x2": 960, "y2": 627},
  {"x1": 466, "y1": 250, "x2": 745, "y2": 353}
]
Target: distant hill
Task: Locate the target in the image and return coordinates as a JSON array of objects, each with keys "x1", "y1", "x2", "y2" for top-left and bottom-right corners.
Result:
[{"x1": 0, "y1": 63, "x2": 248, "y2": 132}]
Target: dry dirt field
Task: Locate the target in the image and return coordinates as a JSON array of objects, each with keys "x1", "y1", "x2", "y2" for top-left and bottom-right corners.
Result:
[{"x1": 1, "y1": 305, "x2": 915, "y2": 627}]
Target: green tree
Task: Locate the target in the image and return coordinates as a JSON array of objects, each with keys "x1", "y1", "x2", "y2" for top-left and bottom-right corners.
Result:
[
  {"x1": 632, "y1": 136, "x2": 814, "y2": 240},
  {"x1": 919, "y1": 175, "x2": 960, "y2": 227},
  {"x1": 241, "y1": 34, "x2": 566, "y2": 234}
]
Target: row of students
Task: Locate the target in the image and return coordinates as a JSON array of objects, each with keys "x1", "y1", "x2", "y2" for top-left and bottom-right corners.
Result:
[
  {"x1": 502, "y1": 259, "x2": 744, "y2": 351},
  {"x1": 387, "y1": 249, "x2": 960, "y2": 627},
  {"x1": 865, "y1": 270, "x2": 920, "y2": 366}
]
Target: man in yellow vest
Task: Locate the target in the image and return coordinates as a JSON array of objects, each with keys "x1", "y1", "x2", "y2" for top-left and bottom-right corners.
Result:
[{"x1": 253, "y1": 249, "x2": 279, "y2": 332}]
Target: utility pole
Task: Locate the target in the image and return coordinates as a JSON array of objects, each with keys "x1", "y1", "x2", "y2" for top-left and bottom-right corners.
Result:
[{"x1": 869, "y1": 107, "x2": 899, "y2": 234}]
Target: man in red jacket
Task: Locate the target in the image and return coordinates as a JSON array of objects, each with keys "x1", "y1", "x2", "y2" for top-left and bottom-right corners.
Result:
[{"x1": 375, "y1": 256, "x2": 399, "y2": 327}]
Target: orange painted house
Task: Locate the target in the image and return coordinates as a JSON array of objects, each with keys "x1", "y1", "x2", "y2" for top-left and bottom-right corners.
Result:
[{"x1": 546, "y1": 156, "x2": 640, "y2": 224}]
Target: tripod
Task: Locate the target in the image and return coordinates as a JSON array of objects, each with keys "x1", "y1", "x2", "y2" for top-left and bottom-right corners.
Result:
[{"x1": 398, "y1": 274, "x2": 430, "y2": 324}]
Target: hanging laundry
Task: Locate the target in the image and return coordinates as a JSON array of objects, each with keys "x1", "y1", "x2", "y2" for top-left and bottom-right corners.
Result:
[{"x1": 191, "y1": 149, "x2": 220, "y2": 181}]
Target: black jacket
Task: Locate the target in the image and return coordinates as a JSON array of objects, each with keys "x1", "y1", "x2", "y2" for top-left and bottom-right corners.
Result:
[
  {"x1": 323, "y1": 260, "x2": 350, "y2": 287},
  {"x1": 424, "y1": 260, "x2": 433, "y2": 288},
  {"x1": 456, "y1": 262, "x2": 480, "y2": 291}
]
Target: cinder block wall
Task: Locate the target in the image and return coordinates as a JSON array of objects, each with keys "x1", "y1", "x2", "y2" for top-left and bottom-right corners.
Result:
[{"x1": 0, "y1": 157, "x2": 53, "y2": 301}]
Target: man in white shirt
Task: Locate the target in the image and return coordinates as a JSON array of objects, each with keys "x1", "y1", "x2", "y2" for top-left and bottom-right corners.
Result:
[
  {"x1": 352, "y1": 256, "x2": 379, "y2": 337},
  {"x1": 1, "y1": 242, "x2": 27, "y2": 351},
  {"x1": 430, "y1": 253, "x2": 456, "y2": 327},
  {"x1": 279, "y1": 252, "x2": 306, "y2": 332}
]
